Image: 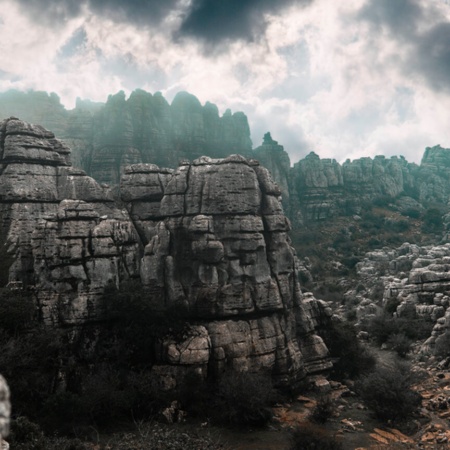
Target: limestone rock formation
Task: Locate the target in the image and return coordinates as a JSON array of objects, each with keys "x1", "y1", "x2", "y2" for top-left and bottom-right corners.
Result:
[
  {"x1": 0, "y1": 90, "x2": 253, "y2": 185},
  {"x1": 253, "y1": 132, "x2": 291, "y2": 209},
  {"x1": 0, "y1": 118, "x2": 331, "y2": 387},
  {"x1": 0, "y1": 375, "x2": 10, "y2": 449},
  {"x1": 354, "y1": 242, "x2": 450, "y2": 353},
  {"x1": 290, "y1": 152, "x2": 418, "y2": 224},
  {"x1": 122, "y1": 155, "x2": 331, "y2": 385},
  {"x1": 4, "y1": 90, "x2": 450, "y2": 229},
  {"x1": 0, "y1": 118, "x2": 141, "y2": 324}
]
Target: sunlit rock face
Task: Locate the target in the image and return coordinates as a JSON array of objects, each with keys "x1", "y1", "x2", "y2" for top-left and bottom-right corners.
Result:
[
  {"x1": 0, "y1": 118, "x2": 141, "y2": 324},
  {"x1": 122, "y1": 155, "x2": 331, "y2": 386}
]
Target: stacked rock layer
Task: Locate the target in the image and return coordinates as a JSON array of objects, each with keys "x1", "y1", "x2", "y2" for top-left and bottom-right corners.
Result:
[{"x1": 0, "y1": 118, "x2": 331, "y2": 386}]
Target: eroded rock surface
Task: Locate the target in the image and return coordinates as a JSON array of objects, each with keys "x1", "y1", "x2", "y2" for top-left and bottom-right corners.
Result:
[
  {"x1": 0, "y1": 118, "x2": 330, "y2": 387},
  {"x1": 122, "y1": 155, "x2": 331, "y2": 385},
  {"x1": 354, "y1": 242, "x2": 450, "y2": 353},
  {"x1": 0, "y1": 118, "x2": 141, "y2": 324}
]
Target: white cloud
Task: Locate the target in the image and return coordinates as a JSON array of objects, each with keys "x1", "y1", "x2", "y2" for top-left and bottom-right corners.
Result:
[{"x1": 2, "y1": 0, "x2": 450, "y2": 165}]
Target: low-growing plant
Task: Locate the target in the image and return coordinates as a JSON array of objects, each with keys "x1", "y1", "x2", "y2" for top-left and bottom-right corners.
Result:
[
  {"x1": 321, "y1": 320, "x2": 376, "y2": 380},
  {"x1": 365, "y1": 312, "x2": 433, "y2": 346},
  {"x1": 356, "y1": 360, "x2": 421, "y2": 422},
  {"x1": 434, "y1": 330, "x2": 450, "y2": 358},
  {"x1": 386, "y1": 333, "x2": 413, "y2": 358},
  {"x1": 310, "y1": 395, "x2": 335, "y2": 424},
  {"x1": 213, "y1": 371, "x2": 275, "y2": 427},
  {"x1": 290, "y1": 423, "x2": 344, "y2": 450}
]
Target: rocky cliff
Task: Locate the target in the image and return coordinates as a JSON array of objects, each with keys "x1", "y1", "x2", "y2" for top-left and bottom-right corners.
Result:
[
  {"x1": 0, "y1": 118, "x2": 330, "y2": 387},
  {"x1": 4, "y1": 89, "x2": 450, "y2": 228},
  {"x1": 0, "y1": 90, "x2": 252, "y2": 185}
]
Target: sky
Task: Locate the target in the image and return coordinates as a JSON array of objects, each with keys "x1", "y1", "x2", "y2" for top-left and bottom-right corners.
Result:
[{"x1": 1, "y1": 0, "x2": 450, "y2": 164}]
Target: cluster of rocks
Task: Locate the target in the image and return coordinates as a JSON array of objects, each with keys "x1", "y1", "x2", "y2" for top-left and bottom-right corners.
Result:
[
  {"x1": 352, "y1": 242, "x2": 450, "y2": 353},
  {"x1": 0, "y1": 118, "x2": 331, "y2": 388}
]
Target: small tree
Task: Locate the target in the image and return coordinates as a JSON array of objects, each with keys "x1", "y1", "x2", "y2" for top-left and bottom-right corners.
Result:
[{"x1": 356, "y1": 361, "x2": 421, "y2": 422}]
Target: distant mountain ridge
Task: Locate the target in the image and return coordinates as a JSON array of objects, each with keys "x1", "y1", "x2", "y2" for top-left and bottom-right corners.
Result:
[{"x1": 2, "y1": 89, "x2": 450, "y2": 227}]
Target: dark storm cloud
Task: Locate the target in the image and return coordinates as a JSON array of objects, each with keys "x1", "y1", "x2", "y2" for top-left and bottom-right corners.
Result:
[
  {"x1": 17, "y1": 0, "x2": 180, "y2": 27},
  {"x1": 178, "y1": 0, "x2": 308, "y2": 43},
  {"x1": 414, "y1": 22, "x2": 450, "y2": 92},
  {"x1": 358, "y1": 0, "x2": 450, "y2": 93},
  {"x1": 357, "y1": 0, "x2": 425, "y2": 39},
  {"x1": 16, "y1": 0, "x2": 310, "y2": 44}
]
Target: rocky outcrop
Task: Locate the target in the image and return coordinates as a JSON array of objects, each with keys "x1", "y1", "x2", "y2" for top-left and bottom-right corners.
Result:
[
  {"x1": 0, "y1": 118, "x2": 141, "y2": 325},
  {"x1": 355, "y1": 242, "x2": 450, "y2": 353},
  {"x1": 122, "y1": 155, "x2": 331, "y2": 385},
  {"x1": 4, "y1": 90, "x2": 450, "y2": 228},
  {"x1": 290, "y1": 152, "x2": 419, "y2": 224},
  {"x1": 0, "y1": 90, "x2": 253, "y2": 185},
  {"x1": 0, "y1": 375, "x2": 9, "y2": 449},
  {"x1": 0, "y1": 118, "x2": 331, "y2": 387}
]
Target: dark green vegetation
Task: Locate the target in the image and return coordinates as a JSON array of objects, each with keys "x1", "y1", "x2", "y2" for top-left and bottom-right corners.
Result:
[
  {"x1": 291, "y1": 201, "x2": 441, "y2": 281},
  {"x1": 320, "y1": 320, "x2": 376, "y2": 380},
  {"x1": 355, "y1": 361, "x2": 422, "y2": 422},
  {"x1": 290, "y1": 423, "x2": 344, "y2": 450},
  {"x1": 0, "y1": 283, "x2": 278, "y2": 446}
]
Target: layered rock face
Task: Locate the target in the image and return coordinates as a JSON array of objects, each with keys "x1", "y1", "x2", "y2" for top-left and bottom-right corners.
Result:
[
  {"x1": 0, "y1": 118, "x2": 330, "y2": 386},
  {"x1": 0, "y1": 90, "x2": 252, "y2": 185},
  {"x1": 0, "y1": 118, "x2": 141, "y2": 324},
  {"x1": 122, "y1": 155, "x2": 331, "y2": 384},
  {"x1": 4, "y1": 90, "x2": 450, "y2": 228},
  {"x1": 290, "y1": 152, "x2": 418, "y2": 223},
  {"x1": 355, "y1": 242, "x2": 450, "y2": 353}
]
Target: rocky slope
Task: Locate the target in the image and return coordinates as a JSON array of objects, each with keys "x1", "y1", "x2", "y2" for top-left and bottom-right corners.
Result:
[
  {"x1": 341, "y1": 241, "x2": 450, "y2": 355},
  {"x1": 0, "y1": 118, "x2": 331, "y2": 387}
]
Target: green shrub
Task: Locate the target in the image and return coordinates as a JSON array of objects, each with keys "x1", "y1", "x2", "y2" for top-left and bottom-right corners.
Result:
[
  {"x1": 321, "y1": 320, "x2": 376, "y2": 380},
  {"x1": 290, "y1": 423, "x2": 344, "y2": 450},
  {"x1": 403, "y1": 208, "x2": 421, "y2": 219},
  {"x1": 9, "y1": 416, "x2": 46, "y2": 450},
  {"x1": 434, "y1": 330, "x2": 450, "y2": 358},
  {"x1": 386, "y1": 333, "x2": 413, "y2": 357},
  {"x1": 213, "y1": 371, "x2": 275, "y2": 427},
  {"x1": 356, "y1": 361, "x2": 421, "y2": 422},
  {"x1": 365, "y1": 312, "x2": 433, "y2": 345},
  {"x1": 422, "y1": 208, "x2": 443, "y2": 232},
  {"x1": 0, "y1": 288, "x2": 35, "y2": 336},
  {"x1": 310, "y1": 395, "x2": 335, "y2": 424}
]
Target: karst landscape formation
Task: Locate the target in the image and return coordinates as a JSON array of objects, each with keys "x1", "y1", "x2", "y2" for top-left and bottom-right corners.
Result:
[{"x1": 1, "y1": 89, "x2": 450, "y2": 449}]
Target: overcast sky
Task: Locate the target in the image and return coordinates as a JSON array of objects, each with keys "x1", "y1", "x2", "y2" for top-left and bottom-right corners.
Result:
[{"x1": 1, "y1": 0, "x2": 450, "y2": 164}]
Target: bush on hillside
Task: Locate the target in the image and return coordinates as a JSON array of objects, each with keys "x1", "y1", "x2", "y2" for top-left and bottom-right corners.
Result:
[
  {"x1": 213, "y1": 371, "x2": 275, "y2": 427},
  {"x1": 321, "y1": 320, "x2": 376, "y2": 380},
  {"x1": 356, "y1": 361, "x2": 421, "y2": 422},
  {"x1": 434, "y1": 330, "x2": 450, "y2": 358},
  {"x1": 386, "y1": 333, "x2": 413, "y2": 358},
  {"x1": 365, "y1": 312, "x2": 433, "y2": 346}
]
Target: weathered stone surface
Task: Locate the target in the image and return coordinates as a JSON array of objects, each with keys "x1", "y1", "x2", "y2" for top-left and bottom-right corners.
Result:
[
  {"x1": 0, "y1": 375, "x2": 9, "y2": 444},
  {"x1": 355, "y1": 242, "x2": 450, "y2": 353},
  {"x1": 0, "y1": 118, "x2": 331, "y2": 388},
  {"x1": 0, "y1": 119, "x2": 141, "y2": 324},
  {"x1": 125, "y1": 156, "x2": 331, "y2": 385},
  {"x1": 0, "y1": 90, "x2": 252, "y2": 186},
  {"x1": 5, "y1": 90, "x2": 450, "y2": 229}
]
